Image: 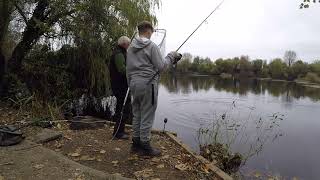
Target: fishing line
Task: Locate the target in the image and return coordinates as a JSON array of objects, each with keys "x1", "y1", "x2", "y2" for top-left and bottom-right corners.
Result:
[{"x1": 147, "y1": 0, "x2": 225, "y2": 85}]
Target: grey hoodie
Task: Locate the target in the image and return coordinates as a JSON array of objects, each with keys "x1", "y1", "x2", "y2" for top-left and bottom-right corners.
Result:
[{"x1": 126, "y1": 36, "x2": 174, "y2": 85}]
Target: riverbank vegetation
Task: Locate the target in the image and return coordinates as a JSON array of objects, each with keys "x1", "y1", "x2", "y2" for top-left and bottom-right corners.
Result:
[
  {"x1": 177, "y1": 52, "x2": 320, "y2": 84},
  {"x1": 197, "y1": 101, "x2": 285, "y2": 178}
]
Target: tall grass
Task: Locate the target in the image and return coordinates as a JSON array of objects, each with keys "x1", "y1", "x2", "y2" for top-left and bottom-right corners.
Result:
[{"x1": 197, "y1": 101, "x2": 285, "y2": 174}]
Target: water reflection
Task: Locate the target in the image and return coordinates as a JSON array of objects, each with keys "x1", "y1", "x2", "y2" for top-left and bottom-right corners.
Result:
[
  {"x1": 156, "y1": 74, "x2": 320, "y2": 180},
  {"x1": 160, "y1": 74, "x2": 320, "y2": 102}
]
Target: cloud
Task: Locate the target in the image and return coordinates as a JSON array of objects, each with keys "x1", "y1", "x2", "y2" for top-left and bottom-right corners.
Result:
[{"x1": 156, "y1": 0, "x2": 320, "y2": 62}]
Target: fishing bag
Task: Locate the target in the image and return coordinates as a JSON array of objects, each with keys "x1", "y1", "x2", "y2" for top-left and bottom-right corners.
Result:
[{"x1": 0, "y1": 126, "x2": 24, "y2": 146}]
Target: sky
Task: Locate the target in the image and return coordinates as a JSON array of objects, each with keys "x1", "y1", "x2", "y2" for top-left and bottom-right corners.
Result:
[{"x1": 155, "y1": 0, "x2": 320, "y2": 62}]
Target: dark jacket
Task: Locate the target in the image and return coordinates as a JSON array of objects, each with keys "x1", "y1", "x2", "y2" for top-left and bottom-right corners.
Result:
[{"x1": 109, "y1": 45, "x2": 128, "y2": 93}]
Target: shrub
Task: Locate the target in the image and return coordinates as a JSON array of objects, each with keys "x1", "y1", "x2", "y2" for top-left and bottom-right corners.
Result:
[{"x1": 304, "y1": 72, "x2": 320, "y2": 84}]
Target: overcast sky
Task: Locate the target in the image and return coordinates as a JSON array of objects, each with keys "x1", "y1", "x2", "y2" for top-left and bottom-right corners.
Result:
[{"x1": 155, "y1": 0, "x2": 320, "y2": 62}]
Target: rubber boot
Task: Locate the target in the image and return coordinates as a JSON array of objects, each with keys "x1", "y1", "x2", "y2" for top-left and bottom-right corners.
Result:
[
  {"x1": 131, "y1": 137, "x2": 141, "y2": 153},
  {"x1": 113, "y1": 133, "x2": 129, "y2": 140},
  {"x1": 140, "y1": 141, "x2": 161, "y2": 157}
]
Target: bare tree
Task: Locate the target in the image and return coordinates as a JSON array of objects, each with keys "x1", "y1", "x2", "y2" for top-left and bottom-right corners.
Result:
[{"x1": 284, "y1": 50, "x2": 297, "y2": 67}]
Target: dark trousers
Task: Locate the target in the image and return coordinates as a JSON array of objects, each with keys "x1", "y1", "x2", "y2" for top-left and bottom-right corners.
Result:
[{"x1": 113, "y1": 87, "x2": 131, "y2": 136}]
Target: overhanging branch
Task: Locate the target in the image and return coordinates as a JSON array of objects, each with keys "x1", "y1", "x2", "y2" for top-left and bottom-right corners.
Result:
[{"x1": 14, "y1": 3, "x2": 28, "y2": 24}]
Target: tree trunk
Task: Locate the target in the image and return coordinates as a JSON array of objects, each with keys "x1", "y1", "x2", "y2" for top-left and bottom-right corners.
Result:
[
  {"x1": 8, "y1": 27, "x2": 43, "y2": 73},
  {"x1": 0, "y1": 0, "x2": 13, "y2": 93},
  {"x1": 0, "y1": 51, "x2": 5, "y2": 85},
  {"x1": 8, "y1": 0, "x2": 49, "y2": 73}
]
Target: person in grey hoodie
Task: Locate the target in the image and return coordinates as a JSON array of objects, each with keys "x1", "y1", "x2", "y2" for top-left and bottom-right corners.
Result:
[{"x1": 127, "y1": 21, "x2": 182, "y2": 156}]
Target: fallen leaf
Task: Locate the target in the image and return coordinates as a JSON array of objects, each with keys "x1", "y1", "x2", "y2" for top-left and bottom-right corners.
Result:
[
  {"x1": 128, "y1": 156, "x2": 139, "y2": 161},
  {"x1": 65, "y1": 136, "x2": 72, "y2": 140},
  {"x1": 0, "y1": 175, "x2": 4, "y2": 180},
  {"x1": 134, "y1": 169, "x2": 154, "y2": 179},
  {"x1": 201, "y1": 164, "x2": 210, "y2": 174},
  {"x1": 173, "y1": 155, "x2": 181, "y2": 159},
  {"x1": 112, "y1": 161, "x2": 119, "y2": 166},
  {"x1": 114, "y1": 148, "x2": 121, "y2": 151},
  {"x1": 97, "y1": 159, "x2": 102, "y2": 162},
  {"x1": 57, "y1": 123, "x2": 62, "y2": 129},
  {"x1": 151, "y1": 178, "x2": 161, "y2": 180},
  {"x1": 162, "y1": 155, "x2": 170, "y2": 159},
  {"x1": 55, "y1": 143, "x2": 62, "y2": 148},
  {"x1": 75, "y1": 148, "x2": 82, "y2": 153},
  {"x1": 33, "y1": 164, "x2": 44, "y2": 170},
  {"x1": 100, "y1": 150, "x2": 106, "y2": 154},
  {"x1": 80, "y1": 155, "x2": 95, "y2": 161},
  {"x1": 151, "y1": 157, "x2": 160, "y2": 163},
  {"x1": 175, "y1": 163, "x2": 189, "y2": 171},
  {"x1": 70, "y1": 153, "x2": 81, "y2": 157},
  {"x1": 87, "y1": 145, "x2": 93, "y2": 147},
  {"x1": 156, "y1": 164, "x2": 165, "y2": 169}
]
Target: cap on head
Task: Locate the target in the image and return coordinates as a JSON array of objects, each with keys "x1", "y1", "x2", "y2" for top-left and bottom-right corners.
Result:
[{"x1": 138, "y1": 21, "x2": 154, "y2": 34}]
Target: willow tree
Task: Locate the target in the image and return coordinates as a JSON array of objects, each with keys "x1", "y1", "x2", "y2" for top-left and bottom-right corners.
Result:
[{"x1": 0, "y1": 0, "x2": 160, "y2": 97}]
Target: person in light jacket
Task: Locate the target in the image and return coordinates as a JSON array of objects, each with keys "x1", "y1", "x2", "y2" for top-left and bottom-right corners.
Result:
[{"x1": 126, "y1": 21, "x2": 182, "y2": 156}]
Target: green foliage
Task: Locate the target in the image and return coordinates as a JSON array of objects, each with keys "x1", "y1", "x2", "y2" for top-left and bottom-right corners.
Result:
[
  {"x1": 268, "y1": 58, "x2": 287, "y2": 79},
  {"x1": 177, "y1": 53, "x2": 192, "y2": 73},
  {"x1": 309, "y1": 60, "x2": 320, "y2": 76},
  {"x1": 252, "y1": 59, "x2": 263, "y2": 76},
  {"x1": 1, "y1": 0, "x2": 160, "y2": 99},
  {"x1": 289, "y1": 60, "x2": 309, "y2": 79},
  {"x1": 177, "y1": 52, "x2": 318, "y2": 85},
  {"x1": 215, "y1": 58, "x2": 235, "y2": 74},
  {"x1": 23, "y1": 45, "x2": 74, "y2": 100}
]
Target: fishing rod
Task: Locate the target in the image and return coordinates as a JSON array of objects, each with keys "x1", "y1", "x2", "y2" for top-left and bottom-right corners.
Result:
[
  {"x1": 147, "y1": 0, "x2": 225, "y2": 85},
  {"x1": 111, "y1": 31, "x2": 138, "y2": 140},
  {"x1": 113, "y1": 0, "x2": 225, "y2": 138},
  {"x1": 176, "y1": 0, "x2": 224, "y2": 52}
]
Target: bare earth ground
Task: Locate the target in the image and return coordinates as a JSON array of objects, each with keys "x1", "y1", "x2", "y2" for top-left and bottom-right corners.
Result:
[
  {"x1": 0, "y1": 104, "x2": 219, "y2": 180},
  {"x1": 44, "y1": 125, "x2": 218, "y2": 180}
]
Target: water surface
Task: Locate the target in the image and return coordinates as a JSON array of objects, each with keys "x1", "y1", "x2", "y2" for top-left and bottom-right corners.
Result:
[{"x1": 153, "y1": 75, "x2": 320, "y2": 180}]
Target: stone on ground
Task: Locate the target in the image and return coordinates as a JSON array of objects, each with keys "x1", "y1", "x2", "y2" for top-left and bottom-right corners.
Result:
[{"x1": 31, "y1": 129, "x2": 63, "y2": 143}]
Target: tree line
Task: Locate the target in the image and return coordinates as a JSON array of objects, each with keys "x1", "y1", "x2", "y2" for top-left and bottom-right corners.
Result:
[{"x1": 176, "y1": 51, "x2": 320, "y2": 84}]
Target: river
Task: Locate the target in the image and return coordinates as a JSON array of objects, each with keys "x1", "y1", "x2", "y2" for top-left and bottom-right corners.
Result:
[{"x1": 153, "y1": 74, "x2": 320, "y2": 180}]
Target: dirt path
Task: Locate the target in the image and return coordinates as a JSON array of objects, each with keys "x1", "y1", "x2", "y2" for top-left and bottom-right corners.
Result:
[{"x1": 0, "y1": 140, "x2": 130, "y2": 180}]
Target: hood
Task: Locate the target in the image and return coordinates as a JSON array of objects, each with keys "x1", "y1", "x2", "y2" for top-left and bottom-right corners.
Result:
[{"x1": 130, "y1": 36, "x2": 152, "y2": 52}]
